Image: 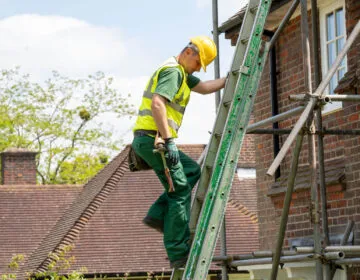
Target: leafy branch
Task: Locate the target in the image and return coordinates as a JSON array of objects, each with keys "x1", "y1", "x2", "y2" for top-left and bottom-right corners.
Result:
[{"x1": 0, "y1": 67, "x2": 136, "y2": 184}]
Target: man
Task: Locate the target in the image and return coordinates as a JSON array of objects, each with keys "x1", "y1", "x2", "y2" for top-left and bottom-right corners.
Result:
[{"x1": 132, "y1": 35, "x2": 226, "y2": 268}]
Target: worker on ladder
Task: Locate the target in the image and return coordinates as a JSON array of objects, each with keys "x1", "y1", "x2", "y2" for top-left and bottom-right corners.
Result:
[{"x1": 131, "y1": 35, "x2": 226, "y2": 268}]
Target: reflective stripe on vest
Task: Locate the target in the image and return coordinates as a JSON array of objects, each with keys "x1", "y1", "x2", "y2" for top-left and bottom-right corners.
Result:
[
  {"x1": 142, "y1": 91, "x2": 186, "y2": 114},
  {"x1": 137, "y1": 109, "x2": 180, "y2": 131},
  {"x1": 133, "y1": 57, "x2": 191, "y2": 138}
]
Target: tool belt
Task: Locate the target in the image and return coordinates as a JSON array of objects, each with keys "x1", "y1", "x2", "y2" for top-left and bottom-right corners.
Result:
[
  {"x1": 128, "y1": 146, "x2": 152, "y2": 172},
  {"x1": 128, "y1": 130, "x2": 156, "y2": 172}
]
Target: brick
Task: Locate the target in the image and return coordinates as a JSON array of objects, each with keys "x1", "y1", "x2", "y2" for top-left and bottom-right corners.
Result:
[{"x1": 1, "y1": 149, "x2": 38, "y2": 185}]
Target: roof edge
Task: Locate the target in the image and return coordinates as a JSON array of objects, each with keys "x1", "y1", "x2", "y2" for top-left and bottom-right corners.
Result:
[
  {"x1": 228, "y1": 199, "x2": 259, "y2": 223},
  {"x1": 218, "y1": 0, "x2": 293, "y2": 34},
  {"x1": 18, "y1": 146, "x2": 131, "y2": 277}
]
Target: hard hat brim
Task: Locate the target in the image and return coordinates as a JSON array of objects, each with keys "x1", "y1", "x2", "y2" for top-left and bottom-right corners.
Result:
[{"x1": 201, "y1": 61, "x2": 206, "y2": 72}]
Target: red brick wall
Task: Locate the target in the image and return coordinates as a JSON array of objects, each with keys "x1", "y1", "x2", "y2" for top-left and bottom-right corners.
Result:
[
  {"x1": 1, "y1": 151, "x2": 37, "y2": 185},
  {"x1": 253, "y1": 0, "x2": 360, "y2": 257},
  {"x1": 343, "y1": 1, "x2": 360, "y2": 258}
]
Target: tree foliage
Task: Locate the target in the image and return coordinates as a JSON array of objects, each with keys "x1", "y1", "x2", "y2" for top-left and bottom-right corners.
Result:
[
  {"x1": 1, "y1": 245, "x2": 87, "y2": 280},
  {"x1": 58, "y1": 153, "x2": 109, "y2": 184},
  {"x1": 0, "y1": 67, "x2": 135, "y2": 184}
]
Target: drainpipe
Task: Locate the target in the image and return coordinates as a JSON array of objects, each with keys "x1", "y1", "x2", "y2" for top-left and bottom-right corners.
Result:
[
  {"x1": 212, "y1": 0, "x2": 221, "y2": 110},
  {"x1": 265, "y1": 29, "x2": 281, "y2": 179}
]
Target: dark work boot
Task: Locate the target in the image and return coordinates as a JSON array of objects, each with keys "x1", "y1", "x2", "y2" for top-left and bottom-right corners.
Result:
[
  {"x1": 170, "y1": 256, "x2": 188, "y2": 269},
  {"x1": 142, "y1": 216, "x2": 164, "y2": 233}
]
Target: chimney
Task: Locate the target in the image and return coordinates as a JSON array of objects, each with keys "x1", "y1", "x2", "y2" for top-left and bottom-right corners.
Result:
[{"x1": 1, "y1": 148, "x2": 38, "y2": 185}]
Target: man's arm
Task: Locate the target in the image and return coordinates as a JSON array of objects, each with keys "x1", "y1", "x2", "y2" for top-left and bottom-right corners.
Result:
[
  {"x1": 151, "y1": 93, "x2": 172, "y2": 139},
  {"x1": 151, "y1": 93, "x2": 179, "y2": 166},
  {"x1": 191, "y1": 77, "x2": 226, "y2": 94}
]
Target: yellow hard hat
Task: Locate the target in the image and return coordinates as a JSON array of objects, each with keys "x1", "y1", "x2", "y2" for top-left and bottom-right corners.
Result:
[{"x1": 190, "y1": 35, "x2": 217, "y2": 72}]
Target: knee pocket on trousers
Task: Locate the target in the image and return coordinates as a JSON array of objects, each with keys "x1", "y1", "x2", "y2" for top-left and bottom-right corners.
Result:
[{"x1": 170, "y1": 165, "x2": 189, "y2": 193}]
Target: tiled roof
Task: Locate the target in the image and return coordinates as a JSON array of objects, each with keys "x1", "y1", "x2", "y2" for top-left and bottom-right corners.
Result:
[
  {"x1": 0, "y1": 185, "x2": 82, "y2": 274},
  {"x1": 18, "y1": 149, "x2": 129, "y2": 277},
  {"x1": 224, "y1": 204, "x2": 259, "y2": 255},
  {"x1": 2, "y1": 144, "x2": 258, "y2": 277},
  {"x1": 269, "y1": 158, "x2": 346, "y2": 196},
  {"x1": 334, "y1": 68, "x2": 360, "y2": 94},
  {"x1": 69, "y1": 167, "x2": 169, "y2": 274}
]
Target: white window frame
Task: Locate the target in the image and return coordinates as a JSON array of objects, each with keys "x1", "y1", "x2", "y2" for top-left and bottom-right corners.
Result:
[{"x1": 319, "y1": 0, "x2": 347, "y2": 114}]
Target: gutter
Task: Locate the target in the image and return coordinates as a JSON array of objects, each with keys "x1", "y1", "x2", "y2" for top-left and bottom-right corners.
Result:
[
  {"x1": 218, "y1": 0, "x2": 294, "y2": 34},
  {"x1": 218, "y1": 7, "x2": 246, "y2": 33}
]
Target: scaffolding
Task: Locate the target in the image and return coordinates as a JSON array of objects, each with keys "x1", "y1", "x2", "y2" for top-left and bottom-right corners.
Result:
[{"x1": 210, "y1": 0, "x2": 360, "y2": 279}]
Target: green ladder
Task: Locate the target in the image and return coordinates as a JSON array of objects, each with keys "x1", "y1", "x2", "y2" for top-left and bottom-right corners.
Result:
[{"x1": 171, "y1": 0, "x2": 272, "y2": 279}]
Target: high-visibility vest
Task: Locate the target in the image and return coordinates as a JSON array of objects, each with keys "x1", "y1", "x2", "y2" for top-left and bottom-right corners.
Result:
[{"x1": 133, "y1": 57, "x2": 191, "y2": 138}]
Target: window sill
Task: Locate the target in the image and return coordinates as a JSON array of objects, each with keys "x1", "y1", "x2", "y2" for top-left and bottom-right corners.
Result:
[{"x1": 267, "y1": 158, "x2": 346, "y2": 197}]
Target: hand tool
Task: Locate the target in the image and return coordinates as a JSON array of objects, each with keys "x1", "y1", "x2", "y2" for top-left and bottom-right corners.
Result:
[{"x1": 153, "y1": 132, "x2": 175, "y2": 192}]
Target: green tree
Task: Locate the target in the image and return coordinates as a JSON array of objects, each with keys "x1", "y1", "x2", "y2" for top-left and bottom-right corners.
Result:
[
  {"x1": 1, "y1": 254, "x2": 24, "y2": 280},
  {"x1": 1, "y1": 245, "x2": 86, "y2": 280},
  {"x1": 0, "y1": 67, "x2": 135, "y2": 184},
  {"x1": 58, "y1": 153, "x2": 109, "y2": 184}
]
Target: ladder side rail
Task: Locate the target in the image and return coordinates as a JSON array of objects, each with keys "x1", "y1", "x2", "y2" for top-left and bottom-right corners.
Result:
[
  {"x1": 191, "y1": 44, "x2": 270, "y2": 280},
  {"x1": 188, "y1": 0, "x2": 260, "y2": 234},
  {"x1": 183, "y1": 1, "x2": 272, "y2": 278}
]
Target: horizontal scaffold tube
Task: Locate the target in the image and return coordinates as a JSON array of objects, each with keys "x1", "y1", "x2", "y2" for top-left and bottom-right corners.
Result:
[
  {"x1": 326, "y1": 246, "x2": 360, "y2": 252},
  {"x1": 212, "y1": 254, "x2": 253, "y2": 262},
  {"x1": 230, "y1": 252, "x2": 348, "y2": 267},
  {"x1": 289, "y1": 94, "x2": 360, "y2": 102},
  {"x1": 295, "y1": 247, "x2": 314, "y2": 253},
  {"x1": 324, "y1": 252, "x2": 345, "y2": 260},
  {"x1": 247, "y1": 106, "x2": 304, "y2": 131},
  {"x1": 335, "y1": 258, "x2": 360, "y2": 265},
  {"x1": 214, "y1": 250, "x2": 298, "y2": 262},
  {"x1": 247, "y1": 129, "x2": 360, "y2": 135},
  {"x1": 231, "y1": 254, "x2": 314, "y2": 267}
]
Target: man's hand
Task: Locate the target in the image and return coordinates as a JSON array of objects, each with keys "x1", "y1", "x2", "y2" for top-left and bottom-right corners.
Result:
[
  {"x1": 191, "y1": 77, "x2": 226, "y2": 94},
  {"x1": 164, "y1": 138, "x2": 179, "y2": 166}
]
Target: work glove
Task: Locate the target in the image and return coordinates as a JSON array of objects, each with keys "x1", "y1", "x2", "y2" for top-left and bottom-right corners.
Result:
[{"x1": 164, "y1": 138, "x2": 179, "y2": 166}]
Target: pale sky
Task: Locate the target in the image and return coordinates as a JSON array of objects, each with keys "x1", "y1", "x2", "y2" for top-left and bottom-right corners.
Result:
[{"x1": 0, "y1": 0, "x2": 248, "y2": 145}]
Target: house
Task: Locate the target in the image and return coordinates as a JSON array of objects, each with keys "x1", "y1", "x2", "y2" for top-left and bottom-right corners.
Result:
[
  {"x1": 220, "y1": 0, "x2": 359, "y2": 278},
  {"x1": 0, "y1": 136, "x2": 259, "y2": 279}
]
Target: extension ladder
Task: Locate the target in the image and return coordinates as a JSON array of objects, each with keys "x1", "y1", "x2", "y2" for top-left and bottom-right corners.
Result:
[{"x1": 171, "y1": 0, "x2": 272, "y2": 279}]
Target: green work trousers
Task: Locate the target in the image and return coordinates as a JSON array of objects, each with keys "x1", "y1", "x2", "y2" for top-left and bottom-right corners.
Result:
[{"x1": 132, "y1": 135, "x2": 201, "y2": 262}]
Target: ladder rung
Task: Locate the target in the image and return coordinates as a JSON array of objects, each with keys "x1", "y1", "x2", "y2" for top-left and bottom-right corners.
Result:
[
  {"x1": 205, "y1": 164, "x2": 213, "y2": 171},
  {"x1": 223, "y1": 100, "x2": 231, "y2": 107},
  {"x1": 240, "y1": 37, "x2": 249, "y2": 44},
  {"x1": 232, "y1": 65, "x2": 250, "y2": 75},
  {"x1": 196, "y1": 194, "x2": 205, "y2": 203},
  {"x1": 249, "y1": 4, "x2": 259, "y2": 14},
  {"x1": 229, "y1": 72, "x2": 239, "y2": 81}
]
